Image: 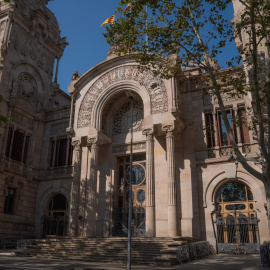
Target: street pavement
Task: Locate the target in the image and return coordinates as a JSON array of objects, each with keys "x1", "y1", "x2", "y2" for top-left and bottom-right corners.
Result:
[{"x1": 0, "y1": 253, "x2": 264, "y2": 270}]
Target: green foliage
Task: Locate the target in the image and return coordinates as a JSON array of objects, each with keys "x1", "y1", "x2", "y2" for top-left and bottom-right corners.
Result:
[
  {"x1": 104, "y1": 0, "x2": 234, "y2": 79},
  {"x1": 104, "y1": 0, "x2": 270, "y2": 184}
]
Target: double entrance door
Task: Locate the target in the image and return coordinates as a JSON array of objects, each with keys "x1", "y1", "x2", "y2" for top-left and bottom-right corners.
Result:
[{"x1": 112, "y1": 155, "x2": 146, "y2": 237}]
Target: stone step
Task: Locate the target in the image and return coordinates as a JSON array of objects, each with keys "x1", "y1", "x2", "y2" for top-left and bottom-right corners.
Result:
[
  {"x1": 154, "y1": 256, "x2": 178, "y2": 266},
  {"x1": 15, "y1": 237, "x2": 178, "y2": 265}
]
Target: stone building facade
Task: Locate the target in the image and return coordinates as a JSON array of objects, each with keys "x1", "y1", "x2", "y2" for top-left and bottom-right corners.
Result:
[{"x1": 0, "y1": 0, "x2": 269, "y2": 252}]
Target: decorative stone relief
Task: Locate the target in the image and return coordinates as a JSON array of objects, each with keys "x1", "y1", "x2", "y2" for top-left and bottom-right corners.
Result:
[
  {"x1": 203, "y1": 92, "x2": 244, "y2": 106},
  {"x1": 77, "y1": 65, "x2": 168, "y2": 128},
  {"x1": 242, "y1": 144, "x2": 251, "y2": 154},
  {"x1": 11, "y1": 111, "x2": 33, "y2": 130},
  {"x1": 113, "y1": 100, "x2": 143, "y2": 135},
  {"x1": 18, "y1": 72, "x2": 37, "y2": 102},
  {"x1": 219, "y1": 146, "x2": 234, "y2": 157},
  {"x1": 50, "y1": 122, "x2": 69, "y2": 135},
  {"x1": 0, "y1": 19, "x2": 7, "y2": 44},
  {"x1": 112, "y1": 142, "x2": 146, "y2": 153}
]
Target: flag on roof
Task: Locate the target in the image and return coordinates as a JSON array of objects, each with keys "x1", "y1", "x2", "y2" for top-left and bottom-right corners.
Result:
[
  {"x1": 101, "y1": 15, "x2": 115, "y2": 27},
  {"x1": 124, "y1": 3, "x2": 131, "y2": 13}
]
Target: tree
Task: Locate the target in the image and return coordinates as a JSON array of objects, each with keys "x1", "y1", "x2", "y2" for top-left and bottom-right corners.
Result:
[{"x1": 104, "y1": 0, "x2": 270, "y2": 231}]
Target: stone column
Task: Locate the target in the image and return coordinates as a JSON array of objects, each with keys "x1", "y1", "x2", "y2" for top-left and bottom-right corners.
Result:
[
  {"x1": 162, "y1": 125, "x2": 178, "y2": 237},
  {"x1": 84, "y1": 137, "x2": 99, "y2": 237},
  {"x1": 68, "y1": 140, "x2": 82, "y2": 237},
  {"x1": 143, "y1": 128, "x2": 155, "y2": 237}
]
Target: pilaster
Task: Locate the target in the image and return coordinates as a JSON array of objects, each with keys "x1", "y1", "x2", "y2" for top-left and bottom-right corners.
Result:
[
  {"x1": 68, "y1": 140, "x2": 82, "y2": 237},
  {"x1": 142, "y1": 127, "x2": 155, "y2": 237},
  {"x1": 84, "y1": 136, "x2": 100, "y2": 237},
  {"x1": 162, "y1": 124, "x2": 178, "y2": 237}
]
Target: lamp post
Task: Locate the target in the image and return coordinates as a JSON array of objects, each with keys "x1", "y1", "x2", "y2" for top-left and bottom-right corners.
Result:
[{"x1": 125, "y1": 90, "x2": 134, "y2": 270}]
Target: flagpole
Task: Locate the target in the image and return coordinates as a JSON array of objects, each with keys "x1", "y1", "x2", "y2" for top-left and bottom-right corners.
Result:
[{"x1": 146, "y1": 5, "x2": 148, "y2": 52}]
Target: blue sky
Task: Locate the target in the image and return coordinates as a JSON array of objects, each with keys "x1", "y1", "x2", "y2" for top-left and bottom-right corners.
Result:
[
  {"x1": 47, "y1": 0, "x2": 239, "y2": 94},
  {"x1": 47, "y1": 0, "x2": 120, "y2": 93}
]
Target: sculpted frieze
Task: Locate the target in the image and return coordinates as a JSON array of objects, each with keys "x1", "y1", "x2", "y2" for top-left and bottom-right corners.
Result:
[
  {"x1": 203, "y1": 91, "x2": 244, "y2": 106},
  {"x1": 77, "y1": 65, "x2": 168, "y2": 128},
  {"x1": 11, "y1": 111, "x2": 33, "y2": 130},
  {"x1": 50, "y1": 122, "x2": 69, "y2": 135},
  {"x1": 112, "y1": 142, "x2": 146, "y2": 153}
]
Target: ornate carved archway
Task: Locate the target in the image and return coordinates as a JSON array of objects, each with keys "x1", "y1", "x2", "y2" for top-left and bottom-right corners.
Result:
[{"x1": 77, "y1": 65, "x2": 168, "y2": 128}]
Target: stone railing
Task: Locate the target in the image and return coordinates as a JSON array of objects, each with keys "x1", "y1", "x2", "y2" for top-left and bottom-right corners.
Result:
[
  {"x1": 177, "y1": 241, "x2": 216, "y2": 263},
  {"x1": 4, "y1": 158, "x2": 28, "y2": 176},
  {"x1": 39, "y1": 166, "x2": 73, "y2": 178},
  {"x1": 208, "y1": 144, "x2": 252, "y2": 159}
]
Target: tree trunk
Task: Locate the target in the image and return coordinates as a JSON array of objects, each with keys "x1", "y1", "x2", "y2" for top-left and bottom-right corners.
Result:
[{"x1": 264, "y1": 179, "x2": 270, "y2": 236}]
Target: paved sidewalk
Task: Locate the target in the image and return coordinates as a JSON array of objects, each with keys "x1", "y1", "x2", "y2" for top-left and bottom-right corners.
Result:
[{"x1": 0, "y1": 254, "x2": 264, "y2": 270}]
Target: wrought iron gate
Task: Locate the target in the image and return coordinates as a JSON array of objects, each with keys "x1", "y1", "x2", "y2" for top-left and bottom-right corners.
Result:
[
  {"x1": 213, "y1": 210, "x2": 260, "y2": 253},
  {"x1": 112, "y1": 156, "x2": 146, "y2": 237},
  {"x1": 42, "y1": 194, "x2": 68, "y2": 237}
]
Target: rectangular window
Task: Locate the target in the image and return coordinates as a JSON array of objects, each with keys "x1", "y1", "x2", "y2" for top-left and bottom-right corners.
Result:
[
  {"x1": 205, "y1": 113, "x2": 215, "y2": 148},
  {"x1": 11, "y1": 130, "x2": 25, "y2": 162},
  {"x1": 50, "y1": 139, "x2": 73, "y2": 167},
  {"x1": 55, "y1": 138, "x2": 67, "y2": 167},
  {"x1": 67, "y1": 143, "x2": 73, "y2": 166},
  {"x1": 238, "y1": 108, "x2": 250, "y2": 144},
  {"x1": 5, "y1": 127, "x2": 13, "y2": 157},
  {"x1": 217, "y1": 110, "x2": 237, "y2": 146},
  {"x1": 22, "y1": 136, "x2": 30, "y2": 164},
  {"x1": 50, "y1": 140, "x2": 55, "y2": 167},
  {"x1": 4, "y1": 188, "x2": 16, "y2": 215}
]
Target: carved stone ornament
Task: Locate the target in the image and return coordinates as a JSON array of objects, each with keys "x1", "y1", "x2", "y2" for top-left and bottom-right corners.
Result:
[
  {"x1": 17, "y1": 72, "x2": 37, "y2": 102},
  {"x1": 50, "y1": 122, "x2": 69, "y2": 135},
  {"x1": 77, "y1": 65, "x2": 168, "y2": 128},
  {"x1": 113, "y1": 100, "x2": 143, "y2": 135},
  {"x1": 162, "y1": 124, "x2": 175, "y2": 133},
  {"x1": 112, "y1": 142, "x2": 146, "y2": 153},
  {"x1": 203, "y1": 91, "x2": 244, "y2": 107},
  {"x1": 142, "y1": 128, "x2": 154, "y2": 136},
  {"x1": 87, "y1": 137, "x2": 100, "y2": 146},
  {"x1": 71, "y1": 140, "x2": 81, "y2": 151},
  {"x1": 142, "y1": 128, "x2": 154, "y2": 140},
  {"x1": 11, "y1": 111, "x2": 33, "y2": 130}
]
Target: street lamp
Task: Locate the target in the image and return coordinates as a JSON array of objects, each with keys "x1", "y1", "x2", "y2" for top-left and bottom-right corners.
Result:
[{"x1": 125, "y1": 90, "x2": 134, "y2": 270}]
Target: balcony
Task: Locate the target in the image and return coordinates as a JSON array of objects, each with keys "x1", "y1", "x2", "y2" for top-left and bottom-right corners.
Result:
[
  {"x1": 38, "y1": 166, "x2": 74, "y2": 180},
  {"x1": 207, "y1": 144, "x2": 253, "y2": 159}
]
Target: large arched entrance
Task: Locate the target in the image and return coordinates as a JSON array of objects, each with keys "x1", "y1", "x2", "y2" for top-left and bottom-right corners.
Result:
[
  {"x1": 214, "y1": 181, "x2": 260, "y2": 253},
  {"x1": 42, "y1": 194, "x2": 68, "y2": 237}
]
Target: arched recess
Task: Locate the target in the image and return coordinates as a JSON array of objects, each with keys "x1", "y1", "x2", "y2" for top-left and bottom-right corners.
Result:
[
  {"x1": 9, "y1": 62, "x2": 44, "y2": 115},
  {"x1": 203, "y1": 170, "x2": 267, "y2": 248},
  {"x1": 10, "y1": 62, "x2": 44, "y2": 98},
  {"x1": 34, "y1": 185, "x2": 70, "y2": 238},
  {"x1": 42, "y1": 193, "x2": 69, "y2": 237},
  {"x1": 91, "y1": 81, "x2": 151, "y2": 131},
  {"x1": 77, "y1": 64, "x2": 168, "y2": 129}
]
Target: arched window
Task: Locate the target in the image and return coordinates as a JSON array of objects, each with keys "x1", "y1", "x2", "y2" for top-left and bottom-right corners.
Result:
[
  {"x1": 215, "y1": 181, "x2": 259, "y2": 249},
  {"x1": 216, "y1": 181, "x2": 254, "y2": 213}
]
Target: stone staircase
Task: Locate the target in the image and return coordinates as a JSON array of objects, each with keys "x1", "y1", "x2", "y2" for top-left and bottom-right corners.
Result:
[
  {"x1": 15, "y1": 236, "x2": 175, "y2": 265},
  {"x1": 154, "y1": 236, "x2": 199, "y2": 266}
]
